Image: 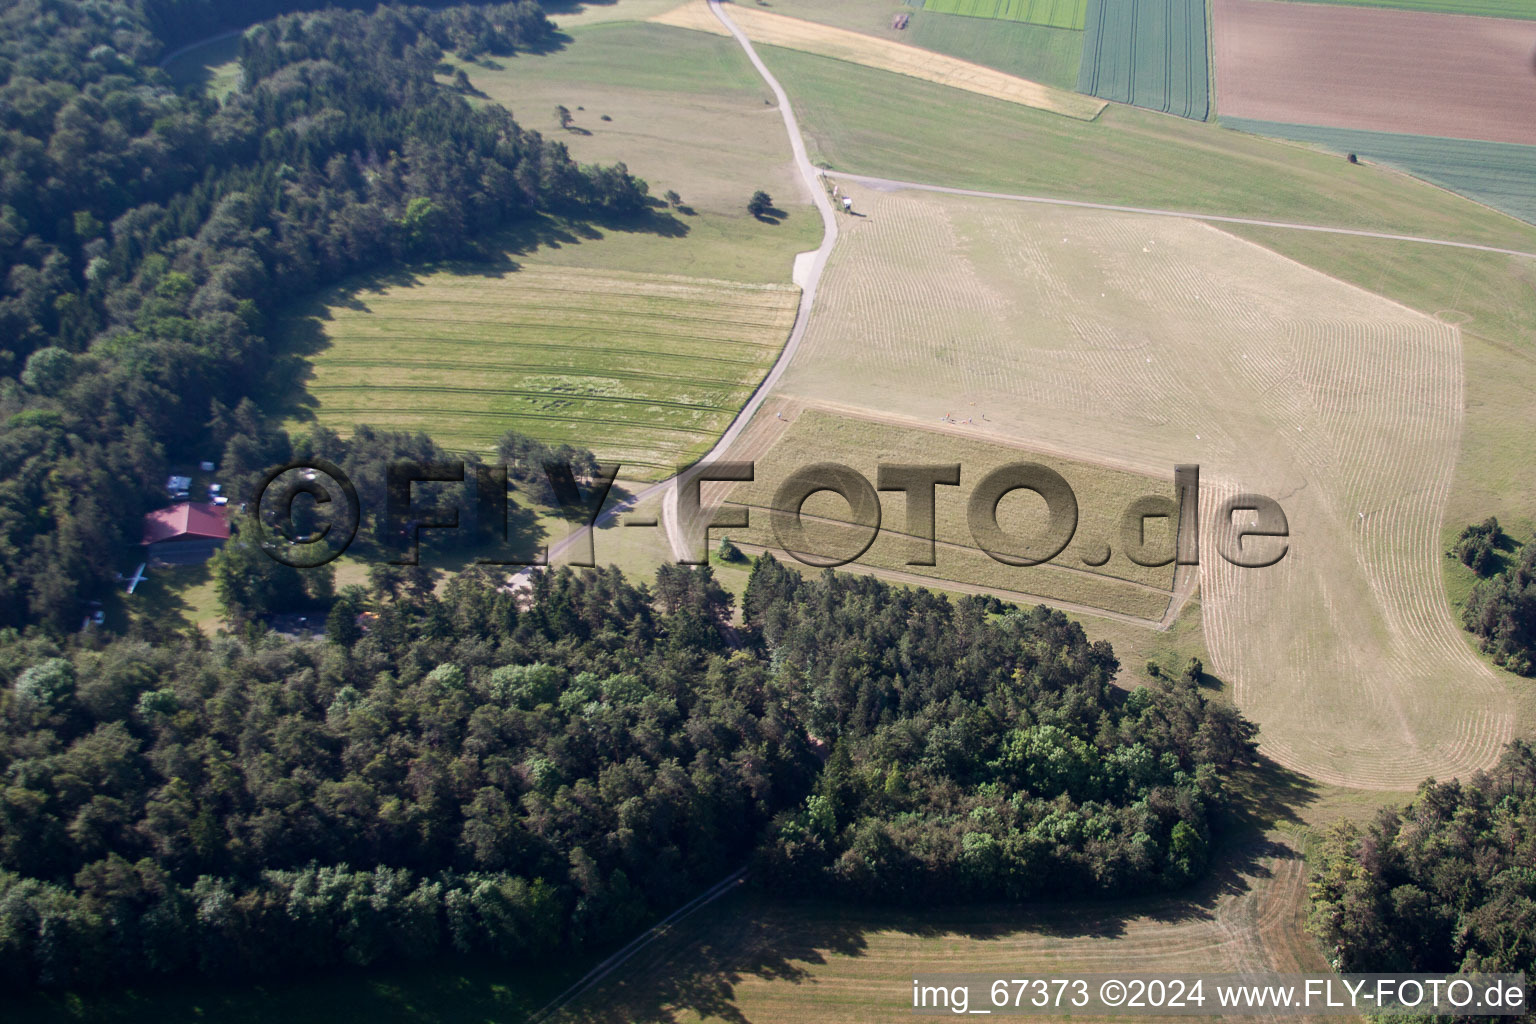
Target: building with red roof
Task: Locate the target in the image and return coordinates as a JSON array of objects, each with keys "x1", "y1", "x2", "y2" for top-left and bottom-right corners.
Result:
[{"x1": 142, "y1": 502, "x2": 230, "y2": 564}]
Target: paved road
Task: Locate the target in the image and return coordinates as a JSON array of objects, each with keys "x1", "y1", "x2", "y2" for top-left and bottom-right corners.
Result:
[{"x1": 840, "y1": 172, "x2": 1536, "y2": 259}]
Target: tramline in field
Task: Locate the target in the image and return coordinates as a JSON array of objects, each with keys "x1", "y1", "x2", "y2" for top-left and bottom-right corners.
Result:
[{"x1": 922, "y1": 0, "x2": 1088, "y2": 31}]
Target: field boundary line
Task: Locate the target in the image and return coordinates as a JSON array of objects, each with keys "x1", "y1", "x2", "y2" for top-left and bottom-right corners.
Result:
[{"x1": 837, "y1": 172, "x2": 1536, "y2": 258}]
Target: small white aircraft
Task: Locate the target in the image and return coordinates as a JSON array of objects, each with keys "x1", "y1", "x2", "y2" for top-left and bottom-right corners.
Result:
[{"x1": 121, "y1": 562, "x2": 147, "y2": 595}]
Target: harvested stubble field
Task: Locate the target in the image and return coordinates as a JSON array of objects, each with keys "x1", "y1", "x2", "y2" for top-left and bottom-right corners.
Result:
[
  {"x1": 768, "y1": 182, "x2": 1514, "y2": 788},
  {"x1": 924, "y1": 0, "x2": 1088, "y2": 30},
  {"x1": 713, "y1": 408, "x2": 1179, "y2": 622},
  {"x1": 1078, "y1": 0, "x2": 1209, "y2": 119},
  {"x1": 1212, "y1": 0, "x2": 1536, "y2": 145},
  {"x1": 1223, "y1": 119, "x2": 1536, "y2": 227},
  {"x1": 759, "y1": 46, "x2": 1536, "y2": 253},
  {"x1": 453, "y1": 22, "x2": 819, "y2": 282},
  {"x1": 297, "y1": 264, "x2": 798, "y2": 478},
  {"x1": 652, "y1": 1, "x2": 1105, "y2": 120}
]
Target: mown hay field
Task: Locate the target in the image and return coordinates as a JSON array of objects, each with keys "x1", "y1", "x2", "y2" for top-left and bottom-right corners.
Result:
[
  {"x1": 1223, "y1": 119, "x2": 1536, "y2": 227},
  {"x1": 713, "y1": 408, "x2": 1179, "y2": 622},
  {"x1": 924, "y1": 0, "x2": 1088, "y2": 31},
  {"x1": 758, "y1": 46, "x2": 1536, "y2": 253},
  {"x1": 652, "y1": 1, "x2": 1106, "y2": 120},
  {"x1": 1078, "y1": 0, "x2": 1209, "y2": 119},
  {"x1": 297, "y1": 264, "x2": 799, "y2": 479},
  {"x1": 768, "y1": 181, "x2": 1514, "y2": 788},
  {"x1": 1218, "y1": 224, "x2": 1536, "y2": 734}
]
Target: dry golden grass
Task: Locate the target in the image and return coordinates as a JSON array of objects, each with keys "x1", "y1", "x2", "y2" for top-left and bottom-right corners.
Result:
[
  {"x1": 763, "y1": 181, "x2": 1513, "y2": 789},
  {"x1": 650, "y1": 0, "x2": 1106, "y2": 120},
  {"x1": 710, "y1": 407, "x2": 1179, "y2": 622}
]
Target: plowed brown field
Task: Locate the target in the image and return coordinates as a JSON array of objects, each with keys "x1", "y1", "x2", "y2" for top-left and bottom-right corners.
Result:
[{"x1": 1213, "y1": 0, "x2": 1536, "y2": 145}]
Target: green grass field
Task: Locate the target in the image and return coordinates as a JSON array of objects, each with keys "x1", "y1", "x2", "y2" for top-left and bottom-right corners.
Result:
[
  {"x1": 1077, "y1": 0, "x2": 1209, "y2": 119},
  {"x1": 451, "y1": 22, "x2": 820, "y2": 282},
  {"x1": 294, "y1": 263, "x2": 798, "y2": 477},
  {"x1": 1223, "y1": 119, "x2": 1536, "y2": 226},
  {"x1": 1274, "y1": 0, "x2": 1536, "y2": 17},
  {"x1": 910, "y1": 12, "x2": 1084, "y2": 88},
  {"x1": 161, "y1": 32, "x2": 242, "y2": 100},
  {"x1": 741, "y1": 0, "x2": 1084, "y2": 90},
  {"x1": 758, "y1": 47, "x2": 1536, "y2": 251},
  {"x1": 924, "y1": 0, "x2": 1088, "y2": 30}
]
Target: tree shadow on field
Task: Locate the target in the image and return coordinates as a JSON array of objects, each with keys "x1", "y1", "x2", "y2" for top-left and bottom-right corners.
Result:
[
  {"x1": 262, "y1": 197, "x2": 677, "y2": 433},
  {"x1": 550, "y1": 762, "x2": 1322, "y2": 1023},
  {"x1": 550, "y1": 891, "x2": 872, "y2": 1024}
]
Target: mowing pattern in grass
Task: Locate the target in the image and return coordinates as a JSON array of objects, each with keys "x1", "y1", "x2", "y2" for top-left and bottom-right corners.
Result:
[
  {"x1": 1224, "y1": 118, "x2": 1536, "y2": 227},
  {"x1": 718, "y1": 408, "x2": 1179, "y2": 621},
  {"x1": 1277, "y1": 0, "x2": 1536, "y2": 17},
  {"x1": 1078, "y1": 0, "x2": 1209, "y2": 119},
  {"x1": 302, "y1": 264, "x2": 799, "y2": 478},
  {"x1": 924, "y1": 0, "x2": 1088, "y2": 31},
  {"x1": 771, "y1": 182, "x2": 1514, "y2": 787}
]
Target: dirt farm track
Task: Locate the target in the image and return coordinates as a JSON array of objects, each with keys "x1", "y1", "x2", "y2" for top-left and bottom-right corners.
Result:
[{"x1": 1213, "y1": 0, "x2": 1536, "y2": 145}]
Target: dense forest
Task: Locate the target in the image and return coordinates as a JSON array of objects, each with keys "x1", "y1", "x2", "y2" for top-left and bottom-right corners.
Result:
[
  {"x1": 0, "y1": 560, "x2": 1258, "y2": 990},
  {"x1": 1456, "y1": 522, "x2": 1536, "y2": 676},
  {"x1": 0, "y1": 0, "x2": 646, "y2": 630},
  {"x1": 1309, "y1": 740, "x2": 1536, "y2": 979},
  {"x1": 744, "y1": 558, "x2": 1256, "y2": 901}
]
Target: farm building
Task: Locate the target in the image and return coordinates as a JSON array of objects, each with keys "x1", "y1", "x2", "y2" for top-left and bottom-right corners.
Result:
[{"x1": 142, "y1": 502, "x2": 230, "y2": 564}]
